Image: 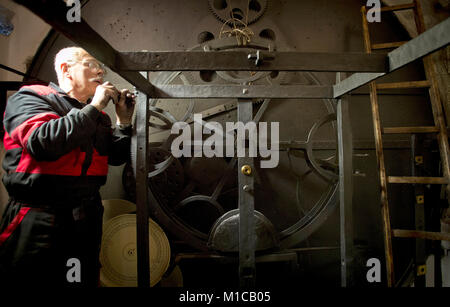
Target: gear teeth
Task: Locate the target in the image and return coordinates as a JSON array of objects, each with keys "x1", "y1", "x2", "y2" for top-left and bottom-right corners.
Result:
[{"x1": 208, "y1": 0, "x2": 268, "y2": 26}]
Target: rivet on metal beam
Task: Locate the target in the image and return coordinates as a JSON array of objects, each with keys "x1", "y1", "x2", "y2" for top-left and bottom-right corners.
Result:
[{"x1": 241, "y1": 165, "x2": 252, "y2": 176}]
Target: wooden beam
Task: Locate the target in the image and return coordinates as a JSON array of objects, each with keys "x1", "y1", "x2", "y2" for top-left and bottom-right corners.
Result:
[
  {"x1": 393, "y1": 229, "x2": 450, "y2": 241},
  {"x1": 380, "y1": 3, "x2": 416, "y2": 12},
  {"x1": 372, "y1": 41, "x2": 407, "y2": 50},
  {"x1": 388, "y1": 176, "x2": 448, "y2": 184},
  {"x1": 376, "y1": 80, "x2": 430, "y2": 89},
  {"x1": 382, "y1": 126, "x2": 440, "y2": 134}
]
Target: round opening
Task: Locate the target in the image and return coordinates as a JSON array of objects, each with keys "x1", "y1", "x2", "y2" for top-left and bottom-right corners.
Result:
[
  {"x1": 197, "y1": 31, "x2": 215, "y2": 44},
  {"x1": 259, "y1": 28, "x2": 276, "y2": 41},
  {"x1": 199, "y1": 70, "x2": 217, "y2": 83},
  {"x1": 249, "y1": 0, "x2": 261, "y2": 12}
]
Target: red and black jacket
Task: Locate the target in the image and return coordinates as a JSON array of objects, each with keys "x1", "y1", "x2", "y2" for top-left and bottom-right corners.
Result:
[{"x1": 2, "y1": 82, "x2": 131, "y2": 201}]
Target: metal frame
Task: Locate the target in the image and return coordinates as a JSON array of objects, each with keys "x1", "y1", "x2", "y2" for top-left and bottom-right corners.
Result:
[
  {"x1": 13, "y1": 0, "x2": 450, "y2": 287},
  {"x1": 117, "y1": 51, "x2": 387, "y2": 72}
]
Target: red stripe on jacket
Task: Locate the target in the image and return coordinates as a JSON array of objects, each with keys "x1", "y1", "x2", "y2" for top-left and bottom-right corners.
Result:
[
  {"x1": 87, "y1": 148, "x2": 108, "y2": 176},
  {"x1": 10, "y1": 112, "x2": 60, "y2": 148},
  {"x1": 3, "y1": 131, "x2": 21, "y2": 150},
  {"x1": 0, "y1": 207, "x2": 31, "y2": 246},
  {"x1": 16, "y1": 147, "x2": 86, "y2": 176}
]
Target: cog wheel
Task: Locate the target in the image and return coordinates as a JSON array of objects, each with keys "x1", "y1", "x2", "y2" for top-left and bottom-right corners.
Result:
[{"x1": 208, "y1": 0, "x2": 268, "y2": 26}]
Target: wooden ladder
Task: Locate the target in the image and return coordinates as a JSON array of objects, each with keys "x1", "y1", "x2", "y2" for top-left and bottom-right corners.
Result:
[{"x1": 361, "y1": 0, "x2": 450, "y2": 287}]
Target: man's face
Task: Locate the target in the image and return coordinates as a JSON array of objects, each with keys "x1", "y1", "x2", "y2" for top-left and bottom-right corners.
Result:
[{"x1": 68, "y1": 53, "x2": 106, "y2": 97}]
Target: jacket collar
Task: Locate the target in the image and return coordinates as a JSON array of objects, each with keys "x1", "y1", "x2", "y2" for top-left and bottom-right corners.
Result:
[{"x1": 48, "y1": 82, "x2": 87, "y2": 108}]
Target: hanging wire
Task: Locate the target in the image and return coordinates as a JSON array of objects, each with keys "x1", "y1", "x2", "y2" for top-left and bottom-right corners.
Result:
[{"x1": 219, "y1": 0, "x2": 254, "y2": 46}]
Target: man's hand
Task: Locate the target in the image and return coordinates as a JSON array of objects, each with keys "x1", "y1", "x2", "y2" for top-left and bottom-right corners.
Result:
[
  {"x1": 90, "y1": 82, "x2": 120, "y2": 112},
  {"x1": 115, "y1": 89, "x2": 136, "y2": 125}
]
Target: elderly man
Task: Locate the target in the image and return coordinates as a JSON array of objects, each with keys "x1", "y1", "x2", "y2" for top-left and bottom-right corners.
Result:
[{"x1": 0, "y1": 47, "x2": 135, "y2": 287}]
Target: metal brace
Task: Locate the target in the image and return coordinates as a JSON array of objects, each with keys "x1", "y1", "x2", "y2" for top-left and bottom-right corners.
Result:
[{"x1": 247, "y1": 50, "x2": 274, "y2": 66}]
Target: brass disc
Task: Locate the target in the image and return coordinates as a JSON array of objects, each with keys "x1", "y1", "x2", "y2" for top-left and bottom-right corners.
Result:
[{"x1": 100, "y1": 214, "x2": 171, "y2": 287}]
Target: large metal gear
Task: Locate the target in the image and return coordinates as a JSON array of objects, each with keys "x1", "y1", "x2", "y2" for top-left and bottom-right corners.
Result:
[
  {"x1": 208, "y1": 0, "x2": 268, "y2": 25},
  {"x1": 127, "y1": 36, "x2": 340, "y2": 252}
]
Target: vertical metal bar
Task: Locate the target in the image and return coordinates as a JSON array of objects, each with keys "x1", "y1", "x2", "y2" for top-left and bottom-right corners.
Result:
[
  {"x1": 237, "y1": 99, "x2": 256, "y2": 287},
  {"x1": 361, "y1": 6, "x2": 395, "y2": 287},
  {"x1": 337, "y1": 90, "x2": 354, "y2": 287},
  {"x1": 135, "y1": 73, "x2": 150, "y2": 287}
]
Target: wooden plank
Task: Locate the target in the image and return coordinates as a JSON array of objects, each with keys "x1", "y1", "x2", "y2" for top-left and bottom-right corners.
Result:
[
  {"x1": 414, "y1": 0, "x2": 450, "y2": 192},
  {"x1": 393, "y1": 229, "x2": 450, "y2": 241},
  {"x1": 380, "y1": 3, "x2": 415, "y2": 12},
  {"x1": 388, "y1": 176, "x2": 448, "y2": 184},
  {"x1": 372, "y1": 41, "x2": 407, "y2": 50},
  {"x1": 361, "y1": 6, "x2": 395, "y2": 288},
  {"x1": 382, "y1": 126, "x2": 439, "y2": 134},
  {"x1": 376, "y1": 80, "x2": 430, "y2": 89}
]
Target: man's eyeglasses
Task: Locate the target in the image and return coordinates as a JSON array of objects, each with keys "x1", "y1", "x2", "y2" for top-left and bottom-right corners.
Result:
[{"x1": 67, "y1": 59, "x2": 108, "y2": 75}]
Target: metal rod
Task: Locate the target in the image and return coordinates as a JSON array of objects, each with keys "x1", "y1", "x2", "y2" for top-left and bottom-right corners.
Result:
[
  {"x1": 337, "y1": 92, "x2": 354, "y2": 287},
  {"x1": 135, "y1": 86, "x2": 150, "y2": 287},
  {"x1": 152, "y1": 84, "x2": 334, "y2": 99},
  {"x1": 237, "y1": 99, "x2": 256, "y2": 288}
]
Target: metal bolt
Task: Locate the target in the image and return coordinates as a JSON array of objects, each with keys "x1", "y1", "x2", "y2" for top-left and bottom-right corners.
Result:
[
  {"x1": 203, "y1": 45, "x2": 211, "y2": 51},
  {"x1": 243, "y1": 185, "x2": 251, "y2": 192},
  {"x1": 242, "y1": 88, "x2": 249, "y2": 94},
  {"x1": 241, "y1": 165, "x2": 252, "y2": 176}
]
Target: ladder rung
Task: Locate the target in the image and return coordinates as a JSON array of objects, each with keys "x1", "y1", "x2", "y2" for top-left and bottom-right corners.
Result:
[
  {"x1": 393, "y1": 229, "x2": 450, "y2": 241},
  {"x1": 380, "y1": 3, "x2": 416, "y2": 12},
  {"x1": 382, "y1": 126, "x2": 440, "y2": 134},
  {"x1": 376, "y1": 80, "x2": 431, "y2": 90},
  {"x1": 372, "y1": 41, "x2": 408, "y2": 50},
  {"x1": 388, "y1": 176, "x2": 448, "y2": 184}
]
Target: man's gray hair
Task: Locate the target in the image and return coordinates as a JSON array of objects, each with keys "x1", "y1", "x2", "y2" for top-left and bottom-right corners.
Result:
[{"x1": 54, "y1": 47, "x2": 87, "y2": 84}]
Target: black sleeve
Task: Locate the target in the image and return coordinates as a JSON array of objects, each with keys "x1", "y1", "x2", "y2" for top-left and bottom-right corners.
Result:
[
  {"x1": 4, "y1": 89, "x2": 100, "y2": 161},
  {"x1": 108, "y1": 125, "x2": 132, "y2": 166}
]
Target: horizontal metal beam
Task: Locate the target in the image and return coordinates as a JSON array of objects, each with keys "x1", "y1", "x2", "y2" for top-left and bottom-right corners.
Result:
[
  {"x1": 334, "y1": 17, "x2": 450, "y2": 98},
  {"x1": 13, "y1": 0, "x2": 155, "y2": 97},
  {"x1": 152, "y1": 85, "x2": 334, "y2": 99},
  {"x1": 117, "y1": 51, "x2": 388, "y2": 72}
]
